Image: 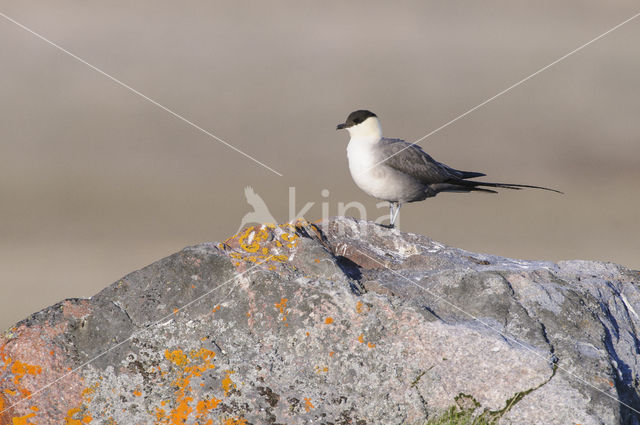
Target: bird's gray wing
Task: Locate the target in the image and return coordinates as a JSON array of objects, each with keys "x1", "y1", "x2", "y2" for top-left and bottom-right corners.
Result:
[
  {"x1": 378, "y1": 138, "x2": 561, "y2": 195},
  {"x1": 378, "y1": 138, "x2": 462, "y2": 183}
]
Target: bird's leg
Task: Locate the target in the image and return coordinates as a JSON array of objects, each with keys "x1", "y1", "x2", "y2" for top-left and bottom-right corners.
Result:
[
  {"x1": 388, "y1": 202, "x2": 396, "y2": 227},
  {"x1": 389, "y1": 202, "x2": 401, "y2": 228},
  {"x1": 389, "y1": 201, "x2": 396, "y2": 228}
]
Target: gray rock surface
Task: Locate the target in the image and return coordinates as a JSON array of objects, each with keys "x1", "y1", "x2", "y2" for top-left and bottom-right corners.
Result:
[{"x1": 1, "y1": 217, "x2": 639, "y2": 424}]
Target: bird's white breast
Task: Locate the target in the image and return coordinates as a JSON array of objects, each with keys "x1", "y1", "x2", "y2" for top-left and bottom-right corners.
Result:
[{"x1": 347, "y1": 137, "x2": 424, "y2": 202}]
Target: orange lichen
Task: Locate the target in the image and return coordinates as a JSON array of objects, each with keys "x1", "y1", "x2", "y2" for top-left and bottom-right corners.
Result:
[
  {"x1": 355, "y1": 301, "x2": 364, "y2": 314},
  {"x1": 157, "y1": 347, "x2": 218, "y2": 424},
  {"x1": 133, "y1": 389, "x2": 142, "y2": 397},
  {"x1": 11, "y1": 412, "x2": 36, "y2": 425},
  {"x1": 329, "y1": 351, "x2": 335, "y2": 357},
  {"x1": 81, "y1": 387, "x2": 94, "y2": 397},
  {"x1": 274, "y1": 298, "x2": 288, "y2": 324},
  {"x1": 222, "y1": 370, "x2": 236, "y2": 397},
  {"x1": 222, "y1": 418, "x2": 248, "y2": 425},
  {"x1": 165, "y1": 349, "x2": 189, "y2": 368},
  {"x1": 196, "y1": 396, "x2": 221, "y2": 422},
  {"x1": 64, "y1": 407, "x2": 92, "y2": 424},
  {"x1": 78, "y1": 383, "x2": 99, "y2": 405},
  {"x1": 356, "y1": 333, "x2": 375, "y2": 347},
  {"x1": 212, "y1": 305, "x2": 221, "y2": 315},
  {"x1": 173, "y1": 308, "x2": 179, "y2": 315},
  {"x1": 275, "y1": 298, "x2": 287, "y2": 314},
  {"x1": 324, "y1": 317, "x2": 333, "y2": 324},
  {"x1": 64, "y1": 382, "x2": 98, "y2": 425},
  {"x1": 1, "y1": 369, "x2": 44, "y2": 421},
  {"x1": 11, "y1": 361, "x2": 42, "y2": 387},
  {"x1": 0, "y1": 348, "x2": 9, "y2": 371},
  {"x1": 1, "y1": 355, "x2": 43, "y2": 415},
  {"x1": 304, "y1": 397, "x2": 315, "y2": 412}
]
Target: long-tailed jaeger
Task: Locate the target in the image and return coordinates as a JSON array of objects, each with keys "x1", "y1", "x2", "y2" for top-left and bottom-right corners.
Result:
[{"x1": 336, "y1": 109, "x2": 561, "y2": 227}]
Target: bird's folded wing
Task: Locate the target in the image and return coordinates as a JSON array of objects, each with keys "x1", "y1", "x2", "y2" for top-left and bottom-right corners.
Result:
[{"x1": 378, "y1": 138, "x2": 456, "y2": 183}]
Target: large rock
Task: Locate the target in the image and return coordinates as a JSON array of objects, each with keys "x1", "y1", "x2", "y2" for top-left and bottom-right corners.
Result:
[{"x1": 1, "y1": 217, "x2": 639, "y2": 424}]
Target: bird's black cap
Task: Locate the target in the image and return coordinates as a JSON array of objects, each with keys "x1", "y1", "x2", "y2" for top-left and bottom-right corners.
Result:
[{"x1": 336, "y1": 110, "x2": 377, "y2": 130}]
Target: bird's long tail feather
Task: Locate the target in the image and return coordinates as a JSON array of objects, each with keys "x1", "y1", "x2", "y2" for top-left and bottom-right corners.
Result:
[{"x1": 454, "y1": 179, "x2": 563, "y2": 194}]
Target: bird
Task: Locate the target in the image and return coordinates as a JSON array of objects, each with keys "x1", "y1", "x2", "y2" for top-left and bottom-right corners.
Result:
[{"x1": 336, "y1": 109, "x2": 561, "y2": 228}]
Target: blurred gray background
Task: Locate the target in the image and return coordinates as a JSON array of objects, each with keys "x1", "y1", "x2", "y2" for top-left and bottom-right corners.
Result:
[{"x1": 1, "y1": 0, "x2": 639, "y2": 331}]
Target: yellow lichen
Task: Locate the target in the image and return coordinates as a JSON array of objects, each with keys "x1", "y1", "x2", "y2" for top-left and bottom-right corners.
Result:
[
  {"x1": 221, "y1": 223, "x2": 308, "y2": 270},
  {"x1": 314, "y1": 366, "x2": 328, "y2": 374}
]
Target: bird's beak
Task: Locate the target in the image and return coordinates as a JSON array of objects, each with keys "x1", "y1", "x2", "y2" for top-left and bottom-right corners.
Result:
[{"x1": 336, "y1": 123, "x2": 346, "y2": 130}]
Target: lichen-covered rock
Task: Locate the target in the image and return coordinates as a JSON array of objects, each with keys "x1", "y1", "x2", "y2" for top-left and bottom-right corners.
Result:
[{"x1": 1, "y1": 217, "x2": 639, "y2": 424}]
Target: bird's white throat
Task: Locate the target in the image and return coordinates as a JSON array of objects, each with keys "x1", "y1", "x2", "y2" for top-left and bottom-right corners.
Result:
[
  {"x1": 345, "y1": 116, "x2": 383, "y2": 140},
  {"x1": 346, "y1": 117, "x2": 383, "y2": 174},
  {"x1": 346, "y1": 117, "x2": 388, "y2": 199}
]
